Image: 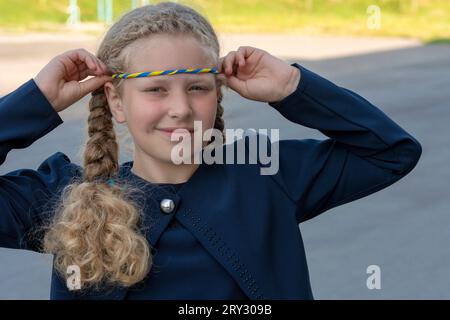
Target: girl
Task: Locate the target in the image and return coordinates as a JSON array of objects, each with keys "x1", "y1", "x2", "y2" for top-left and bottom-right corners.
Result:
[{"x1": 0, "y1": 2, "x2": 421, "y2": 300}]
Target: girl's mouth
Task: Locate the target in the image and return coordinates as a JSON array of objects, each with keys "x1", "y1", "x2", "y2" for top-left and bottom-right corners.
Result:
[{"x1": 156, "y1": 128, "x2": 195, "y2": 138}]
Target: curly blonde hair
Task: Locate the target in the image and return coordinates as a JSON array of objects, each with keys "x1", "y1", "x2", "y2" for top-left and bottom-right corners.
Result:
[{"x1": 42, "y1": 1, "x2": 226, "y2": 292}]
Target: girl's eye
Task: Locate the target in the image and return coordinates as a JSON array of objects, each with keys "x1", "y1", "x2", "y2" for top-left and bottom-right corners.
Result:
[
  {"x1": 145, "y1": 87, "x2": 163, "y2": 92},
  {"x1": 191, "y1": 86, "x2": 206, "y2": 91},
  {"x1": 144, "y1": 86, "x2": 207, "y2": 93}
]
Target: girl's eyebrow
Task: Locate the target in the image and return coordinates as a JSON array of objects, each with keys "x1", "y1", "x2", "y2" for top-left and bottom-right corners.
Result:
[{"x1": 144, "y1": 76, "x2": 212, "y2": 83}]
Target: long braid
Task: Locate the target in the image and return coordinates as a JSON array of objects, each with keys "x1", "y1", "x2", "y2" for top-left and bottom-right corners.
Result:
[{"x1": 83, "y1": 88, "x2": 119, "y2": 182}]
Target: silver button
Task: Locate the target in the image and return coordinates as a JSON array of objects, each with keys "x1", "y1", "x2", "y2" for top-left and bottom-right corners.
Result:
[{"x1": 160, "y1": 198, "x2": 175, "y2": 214}]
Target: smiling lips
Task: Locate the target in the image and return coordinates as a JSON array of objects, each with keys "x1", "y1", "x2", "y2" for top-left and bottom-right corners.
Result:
[{"x1": 156, "y1": 127, "x2": 195, "y2": 137}]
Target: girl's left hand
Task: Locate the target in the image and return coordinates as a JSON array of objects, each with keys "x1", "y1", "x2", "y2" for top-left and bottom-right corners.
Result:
[{"x1": 218, "y1": 46, "x2": 301, "y2": 104}]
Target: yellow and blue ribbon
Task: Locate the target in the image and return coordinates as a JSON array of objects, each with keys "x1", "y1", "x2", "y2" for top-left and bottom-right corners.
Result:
[{"x1": 112, "y1": 67, "x2": 220, "y2": 79}]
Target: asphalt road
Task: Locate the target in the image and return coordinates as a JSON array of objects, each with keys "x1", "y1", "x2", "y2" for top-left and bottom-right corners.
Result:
[{"x1": 0, "y1": 34, "x2": 448, "y2": 299}]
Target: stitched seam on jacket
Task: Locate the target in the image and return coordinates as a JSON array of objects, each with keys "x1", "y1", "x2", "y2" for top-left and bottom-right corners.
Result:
[{"x1": 181, "y1": 209, "x2": 264, "y2": 299}]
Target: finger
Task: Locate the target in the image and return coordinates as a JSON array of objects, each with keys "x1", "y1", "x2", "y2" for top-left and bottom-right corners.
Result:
[
  {"x1": 76, "y1": 63, "x2": 90, "y2": 73},
  {"x1": 224, "y1": 73, "x2": 245, "y2": 93},
  {"x1": 222, "y1": 52, "x2": 230, "y2": 75},
  {"x1": 240, "y1": 46, "x2": 256, "y2": 59},
  {"x1": 89, "y1": 55, "x2": 103, "y2": 75},
  {"x1": 93, "y1": 58, "x2": 102, "y2": 75},
  {"x1": 79, "y1": 75, "x2": 112, "y2": 96},
  {"x1": 75, "y1": 53, "x2": 109, "y2": 78},
  {"x1": 104, "y1": 65, "x2": 114, "y2": 75},
  {"x1": 67, "y1": 49, "x2": 98, "y2": 73},
  {"x1": 68, "y1": 62, "x2": 96, "y2": 80},
  {"x1": 231, "y1": 52, "x2": 239, "y2": 73},
  {"x1": 79, "y1": 68, "x2": 99, "y2": 80},
  {"x1": 98, "y1": 60, "x2": 110, "y2": 74},
  {"x1": 82, "y1": 50, "x2": 100, "y2": 72},
  {"x1": 93, "y1": 57, "x2": 112, "y2": 76},
  {"x1": 224, "y1": 51, "x2": 237, "y2": 75},
  {"x1": 237, "y1": 47, "x2": 246, "y2": 67},
  {"x1": 83, "y1": 53, "x2": 97, "y2": 72},
  {"x1": 94, "y1": 58, "x2": 109, "y2": 76},
  {"x1": 218, "y1": 57, "x2": 225, "y2": 73}
]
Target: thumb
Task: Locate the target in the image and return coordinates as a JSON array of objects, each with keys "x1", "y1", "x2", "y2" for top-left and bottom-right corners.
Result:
[
  {"x1": 225, "y1": 75, "x2": 246, "y2": 94},
  {"x1": 79, "y1": 75, "x2": 112, "y2": 97}
]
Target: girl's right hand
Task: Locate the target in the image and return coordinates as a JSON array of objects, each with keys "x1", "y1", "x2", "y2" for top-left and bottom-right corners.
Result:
[{"x1": 34, "y1": 48, "x2": 112, "y2": 113}]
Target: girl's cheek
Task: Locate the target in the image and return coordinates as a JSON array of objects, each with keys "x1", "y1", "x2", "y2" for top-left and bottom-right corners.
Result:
[
  {"x1": 200, "y1": 98, "x2": 218, "y2": 124},
  {"x1": 127, "y1": 104, "x2": 165, "y2": 131},
  {"x1": 134, "y1": 97, "x2": 165, "y2": 116}
]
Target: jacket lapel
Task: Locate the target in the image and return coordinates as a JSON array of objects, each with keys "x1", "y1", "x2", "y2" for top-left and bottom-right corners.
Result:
[{"x1": 175, "y1": 142, "x2": 270, "y2": 300}]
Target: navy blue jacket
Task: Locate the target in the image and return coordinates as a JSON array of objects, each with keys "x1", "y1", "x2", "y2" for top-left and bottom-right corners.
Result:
[{"x1": 0, "y1": 63, "x2": 421, "y2": 299}]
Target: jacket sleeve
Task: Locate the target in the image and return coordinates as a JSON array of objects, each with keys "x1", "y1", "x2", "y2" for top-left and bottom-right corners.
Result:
[
  {"x1": 0, "y1": 79, "x2": 76, "y2": 251},
  {"x1": 268, "y1": 63, "x2": 422, "y2": 224}
]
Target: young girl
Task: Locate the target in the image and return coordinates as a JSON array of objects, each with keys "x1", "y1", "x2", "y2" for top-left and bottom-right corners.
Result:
[{"x1": 0, "y1": 2, "x2": 421, "y2": 300}]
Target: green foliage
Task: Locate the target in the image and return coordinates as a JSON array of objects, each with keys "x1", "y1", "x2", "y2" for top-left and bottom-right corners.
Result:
[{"x1": 0, "y1": 0, "x2": 448, "y2": 42}]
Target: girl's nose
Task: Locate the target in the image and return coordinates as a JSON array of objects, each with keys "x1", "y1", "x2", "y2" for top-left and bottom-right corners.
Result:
[{"x1": 167, "y1": 95, "x2": 193, "y2": 119}]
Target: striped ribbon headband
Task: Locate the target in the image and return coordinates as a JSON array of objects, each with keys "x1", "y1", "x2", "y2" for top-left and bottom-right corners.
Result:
[{"x1": 111, "y1": 67, "x2": 220, "y2": 79}]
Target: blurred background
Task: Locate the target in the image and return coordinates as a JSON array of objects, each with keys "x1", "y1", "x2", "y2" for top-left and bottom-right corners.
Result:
[{"x1": 0, "y1": 0, "x2": 449, "y2": 299}]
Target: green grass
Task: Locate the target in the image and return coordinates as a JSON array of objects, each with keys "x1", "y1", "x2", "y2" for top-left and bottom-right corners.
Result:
[{"x1": 0, "y1": 0, "x2": 449, "y2": 43}]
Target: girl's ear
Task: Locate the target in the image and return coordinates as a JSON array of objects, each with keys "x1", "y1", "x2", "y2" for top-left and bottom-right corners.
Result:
[{"x1": 104, "y1": 82, "x2": 127, "y2": 123}]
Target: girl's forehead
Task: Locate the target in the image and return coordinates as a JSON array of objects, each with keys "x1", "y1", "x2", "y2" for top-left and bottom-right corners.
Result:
[{"x1": 125, "y1": 36, "x2": 214, "y2": 71}]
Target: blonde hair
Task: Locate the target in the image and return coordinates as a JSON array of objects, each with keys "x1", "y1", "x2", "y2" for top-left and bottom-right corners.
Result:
[{"x1": 42, "y1": 1, "x2": 226, "y2": 292}]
